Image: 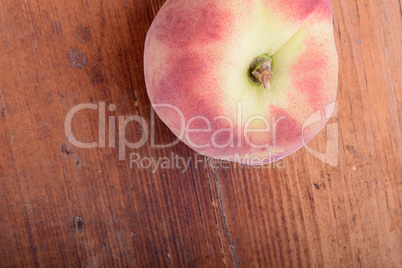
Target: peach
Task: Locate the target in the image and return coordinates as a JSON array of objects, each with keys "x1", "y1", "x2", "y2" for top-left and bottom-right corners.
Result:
[{"x1": 144, "y1": 0, "x2": 338, "y2": 165}]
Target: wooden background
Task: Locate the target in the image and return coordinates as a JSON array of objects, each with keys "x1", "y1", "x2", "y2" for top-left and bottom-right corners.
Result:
[{"x1": 0, "y1": 0, "x2": 400, "y2": 267}]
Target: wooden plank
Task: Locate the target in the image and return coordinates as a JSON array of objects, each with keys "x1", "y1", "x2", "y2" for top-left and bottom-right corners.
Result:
[
  {"x1": 0, "y1": 0, "x2": 224, "y2": 266},
  {"x1": 0, "y1": 0, "x2": 400, "y2": 267},
  {"x1": 206, "y1": 0, "x2": 402, "y2": 266}
]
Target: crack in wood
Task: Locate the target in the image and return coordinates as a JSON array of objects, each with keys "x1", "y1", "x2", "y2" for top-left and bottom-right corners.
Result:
[{"x1": 205, "y1": 157, "x2": 239, "y2": 268}]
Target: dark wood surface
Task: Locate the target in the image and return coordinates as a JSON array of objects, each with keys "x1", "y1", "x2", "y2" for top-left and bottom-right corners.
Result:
[{"x1": 0, "y1": 0, "x2": 401, "y2": 267}]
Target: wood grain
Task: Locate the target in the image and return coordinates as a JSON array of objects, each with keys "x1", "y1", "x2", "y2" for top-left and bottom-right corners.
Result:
[{"x1": 0, "y1": 0, "x2": 400, "y2": 267}]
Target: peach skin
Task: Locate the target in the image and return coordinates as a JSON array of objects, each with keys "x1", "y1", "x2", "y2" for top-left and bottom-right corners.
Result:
[{"x1": 144, "y1": 0, "x2": 338, "y2": 165}]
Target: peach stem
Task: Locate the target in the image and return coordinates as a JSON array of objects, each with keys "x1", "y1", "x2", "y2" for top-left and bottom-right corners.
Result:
[{"x1": 249, "y1": 54, "x2": 273, "y2": 90}]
